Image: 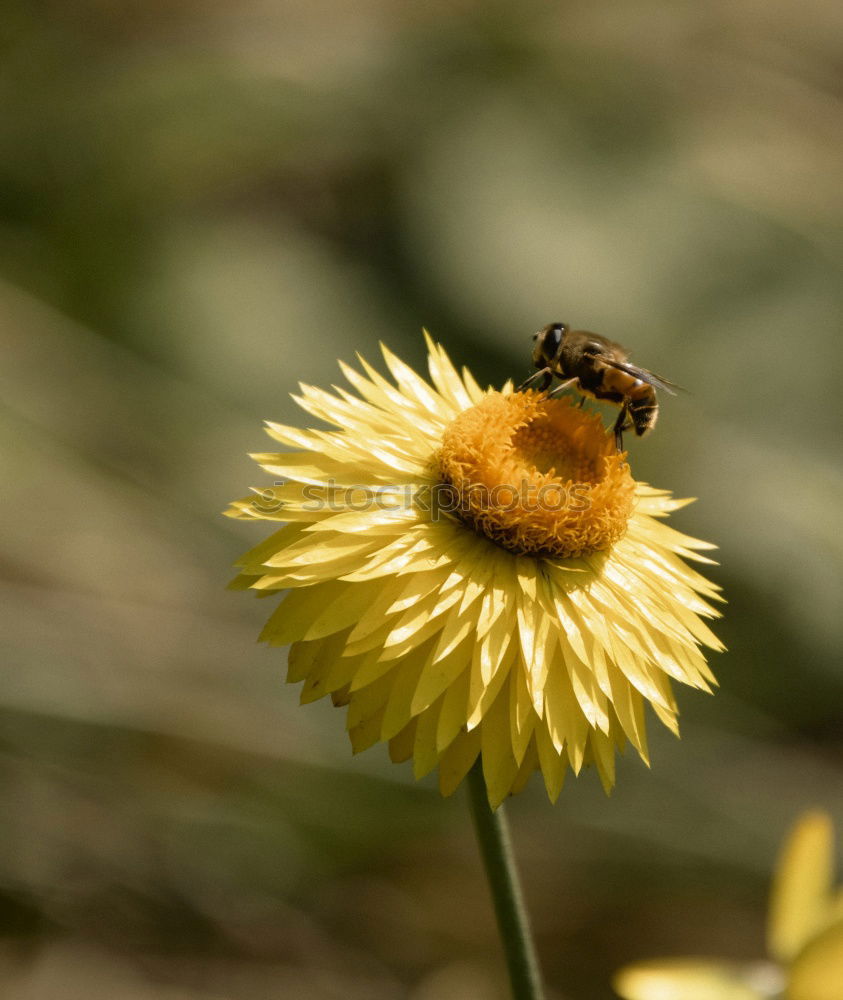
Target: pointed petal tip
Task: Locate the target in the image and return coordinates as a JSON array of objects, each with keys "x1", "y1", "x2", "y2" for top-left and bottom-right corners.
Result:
[
  {"x1": 546, "y1": 781, "x2": 565, "y2": 804},
  {"x1": 487, "y1": 789, "x2": 507, "y2": 811},
  {"x1": 598, "y1": 774, "x2": 615, "y2": 796}
]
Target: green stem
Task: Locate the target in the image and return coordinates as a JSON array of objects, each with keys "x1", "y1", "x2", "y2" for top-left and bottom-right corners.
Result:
[{"x1": 467, "y1": 761, "x2": 545, "y2": 1000}]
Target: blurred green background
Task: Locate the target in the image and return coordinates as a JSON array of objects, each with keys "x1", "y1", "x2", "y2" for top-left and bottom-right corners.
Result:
[{"x1": 2, "y1": 2, "x2": 842, "y2": 997}]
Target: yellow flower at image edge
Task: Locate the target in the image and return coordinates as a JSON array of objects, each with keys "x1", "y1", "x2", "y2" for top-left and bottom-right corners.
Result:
[
  {"x1": 226, "y1": 335, "x2": 723, "y2": 807},
  {"x1": 613, "y1": 811, "x2": 843, "y2": 1000}
]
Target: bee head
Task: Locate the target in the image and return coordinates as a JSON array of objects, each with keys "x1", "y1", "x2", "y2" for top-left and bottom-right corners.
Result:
[{"x1": 532, "y1": 322, "x2": 566, "y2": 366}]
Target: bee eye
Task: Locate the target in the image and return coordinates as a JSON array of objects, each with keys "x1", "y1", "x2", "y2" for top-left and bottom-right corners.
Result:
[{"x1": 545, "y1": 324, "x2": 563, "y2": 352}]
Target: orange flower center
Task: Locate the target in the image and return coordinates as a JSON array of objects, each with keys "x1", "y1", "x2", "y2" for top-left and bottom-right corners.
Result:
[{"x1": 438, "y1": 391, "x2": 635, "y2": 559}]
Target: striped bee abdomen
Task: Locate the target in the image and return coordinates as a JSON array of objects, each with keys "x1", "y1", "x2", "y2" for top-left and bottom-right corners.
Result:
[{"x1": 628, "y1": 384, "x2": 658, "y2": 436}]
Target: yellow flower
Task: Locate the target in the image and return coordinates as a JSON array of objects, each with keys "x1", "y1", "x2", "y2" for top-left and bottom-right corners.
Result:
[
  {"x1": 226, "y1": 335, "x2": 723, "y2": 807},
  {"x1": 613, "y1": 811, "x2": 843, "y2": 1000}
]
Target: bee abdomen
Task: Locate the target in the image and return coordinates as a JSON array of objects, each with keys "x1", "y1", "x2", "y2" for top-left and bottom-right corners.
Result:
[{"x1": 629, "y1": 393, "x2": 658, "y2": 436}]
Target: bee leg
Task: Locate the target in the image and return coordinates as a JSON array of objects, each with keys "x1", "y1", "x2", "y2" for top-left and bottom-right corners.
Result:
[
  {"x1": 577, "y1": 396, "x2": 586, "y2": 408},
  {"x1": 613, "y1": 414, "x2": 627, "y2": 449},
  {"x1": 547, "y1": 377, "x2": 578, "y2": 399},
  {"x1": 612, "y1": 402, "x2": 633, "y2": 451},
  {"x1": 517, "y1": 367, "x2": 552, "y2": 392}
]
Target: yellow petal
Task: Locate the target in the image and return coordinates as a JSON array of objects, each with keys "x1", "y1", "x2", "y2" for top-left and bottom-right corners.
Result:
[
  {"x1": 481, "y1": 688, "x2": 520, "y2": 809},
  {"x1": 380, "y1": 342, "x2": 448, "y2": 417},
  {"x1": 286, "y1": 638, "x2": 322, "y2": 684},
  {"x1": 438, "y1": 729, "x2": 481, "y2": 797},
  {"x1": 301, "y1": 580, "x2": 389, "y2": 641},
  {"x1": 768, "y1": 811, "x2": 835, "y2": 963},
  {"x1": 412, "y1": 695, "x2": 442, "y2": 779},
  {"x1": 346, "y1": 670, "x2": 395, "y2": 732},
  {"x1": 606, "y1": 663, "x2": 649, "y2": 763},
  {"x1": 436, "y1": 667, "x2": 471, "y2": 754},
  {"x1": 789, "y1": 918, "x2": 843, "y2": 1000},
  {"x1": 388, "y1": 719, "x2": 417, "y2": 764},
  {"x1": 380, "y1": 641, "x2": 435, "y2": 741},
  {"x1": 535, "y1": 727, "x2": 566, "y2": 803},
  {"x1": 589, "y1": 728, "x2": 617, "y2": 793},
  {"x1": 411, "y1": 632, "x2": 473, "y2": 715},
  {"x1": 613, "y1": 959, "x2": 773, "y2": 1000},
  {"x1": 348, "y1": 710, "x2": 385, "y2": 754},
  {"x1": 543, "y1": 653, "x2": 588, "y2": 766},
  {"x1": 259, "y1": 582, "x2": 347, "y2": 646},
  {"x1": 467, "y1": 640, "x2": 515, "y2": 730},
  {"x1": 423, "y1": 330, "x2": 474, "y2": 412},
  {"x1": 508, "y1": 667, "x2": 536, "y2": 767}
]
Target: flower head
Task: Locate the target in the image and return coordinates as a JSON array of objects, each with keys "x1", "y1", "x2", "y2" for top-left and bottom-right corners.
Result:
[
  {"x1": 613, "y1": 811, "x2": 843, "y2": 1000},
  {"x1": 227, "y1": 334, "x2": 723, "y2": 806}
]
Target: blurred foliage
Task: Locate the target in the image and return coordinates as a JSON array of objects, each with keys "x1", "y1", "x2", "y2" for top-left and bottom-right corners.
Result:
[{"x1": 1, "y1": 1, "x2": 841, "y2": 997}]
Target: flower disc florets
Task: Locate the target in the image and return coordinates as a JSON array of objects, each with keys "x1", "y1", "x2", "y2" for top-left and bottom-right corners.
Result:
[{"x1": 439, "y1": 391, "x2": 635, "y2": 559}]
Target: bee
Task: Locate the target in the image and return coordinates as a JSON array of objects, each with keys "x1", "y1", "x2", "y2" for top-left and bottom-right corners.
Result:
[{"x1": 518, "y1": 322, "x2": 679, "y2": 450}]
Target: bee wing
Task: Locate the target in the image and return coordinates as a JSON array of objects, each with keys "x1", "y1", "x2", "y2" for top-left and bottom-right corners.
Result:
[{"x1": 600, "y1": 357, "x2": 682, "y2": 395}]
